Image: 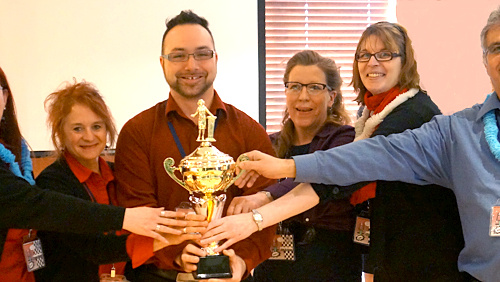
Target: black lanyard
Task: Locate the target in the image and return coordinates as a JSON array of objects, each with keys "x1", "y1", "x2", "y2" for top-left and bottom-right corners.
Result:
[{"x1": 167, "y1": 108, "x2": 219, "y2": 158}]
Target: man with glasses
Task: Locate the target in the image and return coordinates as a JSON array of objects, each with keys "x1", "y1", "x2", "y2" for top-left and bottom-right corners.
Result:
[
  {"x1": 235, "y1": 6, "x2": 500, "y2": 281},
  {"x1": 114, "y1": 10, "x2": 276, "y2": 282}
]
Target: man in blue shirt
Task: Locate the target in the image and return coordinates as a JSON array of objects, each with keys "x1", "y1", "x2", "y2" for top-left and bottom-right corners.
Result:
[{"x1": 233, "y1": 6, "x2": 500, "y2": 282}]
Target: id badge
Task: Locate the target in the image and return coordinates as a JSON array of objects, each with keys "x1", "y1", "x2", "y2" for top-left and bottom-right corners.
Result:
[
  {"x1": 490, "y1": 203, "x2": 500, "y2": 236},
  {"x1": 353, "y1": 216, "x2": 370, "y2": 246},
  {"x1": 268, "y1": 223, "x2": 295, "y2": 261},
  {"x1": 22, "y1": 230, "x2": 45, "y2": 272}
]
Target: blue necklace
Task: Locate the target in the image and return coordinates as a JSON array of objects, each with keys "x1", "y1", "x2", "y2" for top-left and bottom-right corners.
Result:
[
  {"x1": 0, "y1": 140, "x2": 35, "y2": 185},
  {"x1": 483, "y1": 94, "x2": 500, "y2": 162}
]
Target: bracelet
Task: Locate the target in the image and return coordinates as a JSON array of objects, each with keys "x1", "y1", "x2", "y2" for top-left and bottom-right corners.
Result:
[{"x1": 258, "y1": 191, "x2": 274, "y2": 201}]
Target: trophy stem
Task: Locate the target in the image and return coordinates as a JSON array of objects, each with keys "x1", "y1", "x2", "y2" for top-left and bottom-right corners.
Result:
[{"x1": 206, "y1": 193, "x2": 214, "y2": 223}]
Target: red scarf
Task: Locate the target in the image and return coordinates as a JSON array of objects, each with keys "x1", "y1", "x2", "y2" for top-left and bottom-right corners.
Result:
[{"x1": 350, "y1": 86, "x2": 408, "y2": 206}]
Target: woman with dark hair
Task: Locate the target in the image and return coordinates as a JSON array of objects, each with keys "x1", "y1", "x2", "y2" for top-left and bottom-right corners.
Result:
[
  {"x1": 216, "y1": 50, "x2": 361, "y2": 281},
  {"x1": 0, "y1": 68, "x2": 205, "y2": 281},
  {"x1": 204, "y1": 22, "x2": 467, "y2": 282}
]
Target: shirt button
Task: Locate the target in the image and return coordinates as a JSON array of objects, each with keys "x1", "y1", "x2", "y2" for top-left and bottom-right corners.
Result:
[{"x1": 332, "y1": 187, "x2": 340, "y2": 194}]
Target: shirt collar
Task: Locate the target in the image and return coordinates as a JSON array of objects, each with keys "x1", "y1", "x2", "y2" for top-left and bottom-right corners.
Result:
[
  {"x1": 477, "y1": 92, "x2": 500, "y2": 121},
  {"x1": 64, "y1": 151, "x2": 114, "y2": 183},
  {"x1": 165, "y1": 90, "x2": 227, "y2": 120}
]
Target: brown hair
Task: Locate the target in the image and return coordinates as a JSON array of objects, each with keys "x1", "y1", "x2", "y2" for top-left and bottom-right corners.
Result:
[
  {"x1": 161, "y1": 10, "x2": 215, "y2": 55},
  {"x1": 275, "y1": 50, "x2": 351, "y2": 158},
  {"x1": 352, "y1": 22, "x2": 421, "y2": 104},
  {"x1": 44, "y1": 80, "x2": 116, "y2": 156},
  {"x1": 0, "y1": 67, "x2": 23, "y2": 162}
]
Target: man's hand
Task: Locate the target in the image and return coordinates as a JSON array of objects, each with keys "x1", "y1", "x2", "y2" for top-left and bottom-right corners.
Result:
[
  {"x1": 235, "y1": 150, "x2": 296, "y2": 188},
  {"x1": 205, "y1": 249, "x2": 246, "y2": 282},
  {"x1": 200, "y1": 213, "x2": 257, "y2": 252},
  {"x1": 175, "y1": 243, "x2": 206, "y2": 273},
  {"x1": 227, "y1": 193, "x2": 272, "y2": 215}
]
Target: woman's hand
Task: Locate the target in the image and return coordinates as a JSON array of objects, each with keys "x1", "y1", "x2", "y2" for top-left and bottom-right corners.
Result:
[
  {"x1": 226, "y1": 193, "x2": 272, "y2": 215},
  {"x1": 235, "y1": 150, "x2": 296, "y2": 188},
  {"x1": 153, "y1": 213, "x2": 208, "y2": 251},
  {"x1": 122, "y1": 207, "x2": 207, "y2": 244},
  {"x1": 200, "y1": 213, "x2": 257, "y2": 253}
]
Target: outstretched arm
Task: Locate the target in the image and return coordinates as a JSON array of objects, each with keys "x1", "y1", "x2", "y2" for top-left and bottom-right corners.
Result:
[
  {"x1": 235, "y1": 151, "x2": 296, "y2": 188},
  {"x1": 201, "y1": 182, "x2": 319, "y2": 251}
]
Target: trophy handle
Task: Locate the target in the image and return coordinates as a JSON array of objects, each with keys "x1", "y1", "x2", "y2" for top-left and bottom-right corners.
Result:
[
  {"x1": 225, "y1": 154, "x2": 250, "y2": 190},
  {"x1": 163, "y1": 157, "x2": 189, "y2": 191}
]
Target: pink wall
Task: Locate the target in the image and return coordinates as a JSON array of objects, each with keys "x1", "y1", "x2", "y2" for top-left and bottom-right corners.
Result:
[{"x1": 397, "y1": 0, "x2": 498, "y2": 114}]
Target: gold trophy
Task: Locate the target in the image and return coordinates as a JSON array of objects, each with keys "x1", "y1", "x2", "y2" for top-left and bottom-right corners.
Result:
[{"x1": 164, "y1": 99, "x2": 247, "y2": 279}]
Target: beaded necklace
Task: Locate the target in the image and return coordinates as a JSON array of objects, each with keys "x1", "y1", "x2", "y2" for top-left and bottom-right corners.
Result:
[
  {"x1": 483, "y1": 94, "x2": 500, "y2": 162},
  {"x1": 0, "y1": 140, "x2": 35, "y2": 185}
]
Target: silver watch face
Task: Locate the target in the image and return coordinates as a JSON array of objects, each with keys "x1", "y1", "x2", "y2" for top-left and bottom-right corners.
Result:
[{"x1": 253, "y1": 210, "x2": 263, "y2": 222}]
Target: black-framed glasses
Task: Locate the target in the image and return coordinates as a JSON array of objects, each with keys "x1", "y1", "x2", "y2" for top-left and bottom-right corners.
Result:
[
  {"x1": 355, "y1": 51, "x2": 401, "y2": 62},
  {"x1": 284, "y1": 82, "x2": 332, "y2": 95},
  {"x1": 485, "y1": 43, "x2": 500, "y2": 55},
  {"x1": 162, "y1": 50, "x2": 215, "y2": 62}
]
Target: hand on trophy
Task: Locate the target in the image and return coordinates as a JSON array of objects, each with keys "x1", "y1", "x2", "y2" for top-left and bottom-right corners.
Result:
[
  {"x1": 122, "y1": 207, "x2": 200, "y2": 243},
  {"x1": 234, "y1": 150, "x2": 297, "y2": 188},
  {"x1": 175, "y1": 244, "x2": 246, "y2": 282},
  {"x1": 175, "y1": 243, "x2": 206, "y2": 273},
  {"x1": 205, "y1": 249, "x2": 246, "y2": 282},
  {"x1": 200, "y1": 212, "x2": 257, "y2": 253},
  {"x1": 226, "y1": 192, "x2": 271, "y2": 215},
  {"x1": 153, "y1": 213, "x2": 209, "y2": 251}
]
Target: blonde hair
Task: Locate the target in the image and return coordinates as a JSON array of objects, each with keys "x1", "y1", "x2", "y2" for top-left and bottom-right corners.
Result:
[
  {"x1": 45, "y1": 80, "x2": 116, "y2": 156},
  {"x1": 275, "y1": 50, "x2": 351, "y2": 158}
]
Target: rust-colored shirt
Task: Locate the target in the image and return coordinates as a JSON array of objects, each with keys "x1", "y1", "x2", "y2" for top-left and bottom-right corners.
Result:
[{"x1": 115, "y1": 92, "x2": 276, "y2": 274}]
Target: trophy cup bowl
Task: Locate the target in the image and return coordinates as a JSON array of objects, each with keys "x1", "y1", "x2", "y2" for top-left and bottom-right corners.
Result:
[{"x1": 164, "y1": 141, "x2": 248, "y2": 279}]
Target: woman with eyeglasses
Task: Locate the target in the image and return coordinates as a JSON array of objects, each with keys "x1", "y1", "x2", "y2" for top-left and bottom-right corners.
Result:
[
  {"x1": 0, "y1": 67, "x2": 206, "y2": 282},
  {"x1": 210, "y1": 50, "x2": 361, "y2": 281},
  {"x1": 203, "y1": 22, "x2": 467, "y2": 281}
]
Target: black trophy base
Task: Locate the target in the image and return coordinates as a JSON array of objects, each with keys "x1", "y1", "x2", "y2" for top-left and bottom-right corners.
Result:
[{"x1": 194, "y1": 254, "x2": 232, "y2": 279}]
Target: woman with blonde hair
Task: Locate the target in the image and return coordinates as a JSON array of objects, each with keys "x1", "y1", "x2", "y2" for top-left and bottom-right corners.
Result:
[
  {"x1": 221, "y1": 50, "x2": 362, "y2": 281},
  {"x1": 34, "y1": 80, "x2": 206, "y2": 282}
]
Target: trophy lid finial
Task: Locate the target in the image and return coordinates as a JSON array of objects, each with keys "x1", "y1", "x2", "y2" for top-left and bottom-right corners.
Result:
[{"x1": 190, "y1": 99, "x2": 217, "y2": 143}]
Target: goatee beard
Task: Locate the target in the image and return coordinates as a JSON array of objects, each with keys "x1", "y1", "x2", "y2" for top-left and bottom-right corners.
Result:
[{"x1": 170, "y1": 83, "x2": 212, "y2": 99}]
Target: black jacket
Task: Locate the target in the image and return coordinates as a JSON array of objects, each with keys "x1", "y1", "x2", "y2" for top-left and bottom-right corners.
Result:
[
  {"x1": 34, "y1": 157, "x2": 129, "y2": 282},
  {"x1": 0, "y1": 160, "x2": 125, "y2": 262},
  {"x1": 369, "y1": 91, "x2": 466, "y2": 281},
  {"x1": 312, "y1": 91, "x2": 466, "y2": 281}
]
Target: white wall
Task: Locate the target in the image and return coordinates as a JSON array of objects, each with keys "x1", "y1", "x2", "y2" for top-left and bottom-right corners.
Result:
[
  {"x1": 2, "y1": 0, "x2": 499, "y2": 150},
  {"x1": 0, "y1": 0, "x2": 259, "y2": 150}
]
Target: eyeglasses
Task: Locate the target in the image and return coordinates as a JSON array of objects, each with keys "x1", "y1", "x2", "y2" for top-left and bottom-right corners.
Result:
[
  {"x1": 355, "y1": 51, "x2": 401, "y2": 62},
  {"x1": 284, "y1": 82, "x2": 332, "y2": 95},
  {"x1": 484, "y1": 43, "x2": 500, "y2": 55},
  {"x1": 162, "y1": 50, "x2": 215, "y2": 62}
]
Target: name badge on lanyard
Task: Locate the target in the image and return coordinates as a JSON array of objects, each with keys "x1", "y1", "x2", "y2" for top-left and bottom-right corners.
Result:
[
  {"x1": 22, "y1": 229, "x2": 45, "y2": 272},
  {"x1": 490, "y1": 199, "x2": 500, "y2": 236}
]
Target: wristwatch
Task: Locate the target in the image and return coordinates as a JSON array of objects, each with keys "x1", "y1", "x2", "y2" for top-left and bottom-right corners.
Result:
[{"x1": 251, "y1": 209, "x2": 264, "y2": 231}]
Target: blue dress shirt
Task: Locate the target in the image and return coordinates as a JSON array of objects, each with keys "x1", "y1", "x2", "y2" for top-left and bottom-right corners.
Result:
[{"x1": 293, "y1": 93, "x2": 500, "y2": 282}]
